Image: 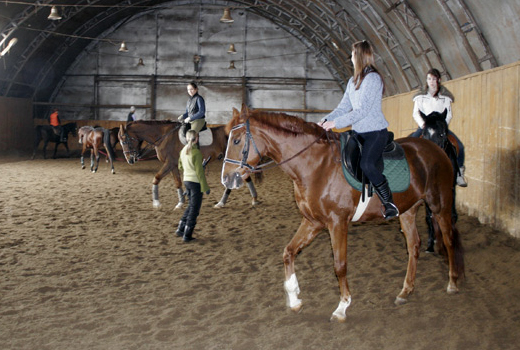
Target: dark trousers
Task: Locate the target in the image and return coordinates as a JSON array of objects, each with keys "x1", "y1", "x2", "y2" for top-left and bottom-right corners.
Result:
[
  {"x1": 181, "y1": 181, "x2": 203, "y2": 227},
  {"x1": 357, "y1": 129, "x2": 388, "y2": 186}
]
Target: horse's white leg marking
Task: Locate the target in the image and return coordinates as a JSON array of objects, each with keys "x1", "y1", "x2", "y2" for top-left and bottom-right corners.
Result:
[
  {"x1": 447, "y1": 281, "x2": 459, "y2": 294},
  {"x1": 331, "y1": 297, "x2": 351, "y2": 322},
  {"x1": 152, "y1": 184, "x2": 161, "y2": 208},
  {"x1": 284, "y1": 273, "x2": 302, "y2": 310}
]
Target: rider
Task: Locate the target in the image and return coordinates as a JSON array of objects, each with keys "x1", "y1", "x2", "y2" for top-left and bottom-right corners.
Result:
[
  {"x1": 177, "y1": 82, "x2": 206, "y2": 137},
  {"x1": 176, "y1": 130, "x2": 210, "y2": 242},
  {"x1": 411, "y1": 68, "x2": 467, "y2": 187},
  {"x1": 48, "y1": 108, "x2": 65, "y2": 142},
  {"x1": 318, "y1": 40, "x2": 398, "y2": 220}
]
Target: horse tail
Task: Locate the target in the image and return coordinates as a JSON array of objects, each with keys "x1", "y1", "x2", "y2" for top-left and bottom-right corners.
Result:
[
  {"x1": 451, "y1": 222, "x2": 465, "y2": 280},
  {"x1": 103, "y1": 128, "x2": 117, "y2": 162}
]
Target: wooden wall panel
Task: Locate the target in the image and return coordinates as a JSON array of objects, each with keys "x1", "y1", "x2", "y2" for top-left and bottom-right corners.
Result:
[
  {"x1": 383, "y1": 61, "x2": 520, "y2": 238},
  {"x1": 0, "y1": 97, "x2": 33, "y2": 151}
]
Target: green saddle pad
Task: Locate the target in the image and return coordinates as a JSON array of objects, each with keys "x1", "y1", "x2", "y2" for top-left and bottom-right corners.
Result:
[{"x1": 340, "y1": 136, "x2": 411, "y2": 193}]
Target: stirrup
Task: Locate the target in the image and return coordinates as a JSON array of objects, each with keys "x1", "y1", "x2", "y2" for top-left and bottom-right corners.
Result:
[{"x1": 381, "y1": 203, "x2": 399, "y2": 220}]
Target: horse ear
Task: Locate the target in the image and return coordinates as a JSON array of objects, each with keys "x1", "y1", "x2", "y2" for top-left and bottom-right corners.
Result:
[
  {"x1": 119, "y1": 124, "x2": 125, "y2": 135},
  {"x1": 232, "y1": 107, "x2": 239, "y2": 119},
  {"x1": 419, "y1": 110, "x2": 426, "y2": 123},
  {"x1": 441, "y1": 108, "x2": 448, "y2": 119}
]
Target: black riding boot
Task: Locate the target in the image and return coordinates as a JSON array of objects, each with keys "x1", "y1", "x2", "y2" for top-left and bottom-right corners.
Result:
[
  {"x1": 175, "y1": 220, "x2": 186, "y2": 237},
  {"x1": 183, "y1": 225, "x2": 196, "y2": 242},
  {"x1": 374, "y1": 179, "x2": 399, "y2": 220}
]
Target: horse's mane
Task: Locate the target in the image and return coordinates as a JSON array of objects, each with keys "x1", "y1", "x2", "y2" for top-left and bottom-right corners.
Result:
[
  {"x1": 247, "y1": 110, "x2": 331, "y2": 142},
  {"x1": 131, "y1": 120, "x2": 180, "y2": 126}
]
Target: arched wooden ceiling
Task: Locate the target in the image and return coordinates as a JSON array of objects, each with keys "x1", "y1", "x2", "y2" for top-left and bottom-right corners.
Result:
[{"x1": 0, "y1": 0, "x2": 515, "y2": 101}]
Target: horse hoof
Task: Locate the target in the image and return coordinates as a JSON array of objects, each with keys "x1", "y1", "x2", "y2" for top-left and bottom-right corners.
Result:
[
  {"x1": 330, "y1": 313, "x2": 347, "y2": 323},
  {"x1": 112, "y1": 170, "x2": 116, "y2": 174},
  {"x1": 81, "y1": 166, "x2": 85, "y2": 169},
  {"x1": 447, "y1": 285, "x2": 459, "y2": 294},
  {"x1": 252, "y1": 200, "x2": 261, "y2": 206},
  {"x1": 153, "y1": 203, "x2": 161, "y2": 209},
  {"x1": 214, "y1": 202, "x2": 225, "y2": 208},
  {"x1": 174, "y1": 203, "x2": 183, "y2": 210},
  {"x1": 290, "y1": 303, "x2": 303, "y2": 314},
  {"x1": 394, "y1": 297, "x2": 408, "y2": 306}
]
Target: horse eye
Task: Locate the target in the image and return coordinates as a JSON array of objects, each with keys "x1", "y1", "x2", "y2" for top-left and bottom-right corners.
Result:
[{"x1": 233, "y1": 139, "x2": 241, "y2": 145}]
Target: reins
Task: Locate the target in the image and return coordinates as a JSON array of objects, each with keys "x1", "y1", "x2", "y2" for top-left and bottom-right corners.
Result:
[{"x1": 224, "y1": 119, "x2": 332, "y2": 174}]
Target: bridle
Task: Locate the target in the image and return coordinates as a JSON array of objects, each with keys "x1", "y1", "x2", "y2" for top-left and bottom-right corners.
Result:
[
  {"x1": 223, "y1": 118, "x2": 328, "y2": 173},
  {"x1": 120, "y1": 123, "x2": 182, "y2": 159}
]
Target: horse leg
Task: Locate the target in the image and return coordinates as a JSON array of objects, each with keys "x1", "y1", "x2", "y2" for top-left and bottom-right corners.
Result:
[
  {"x1": 424, "y1": 204, "x2": 435, "y2": 253},
  {"x1": 433, "y1": 211, "x2": 464, "y2": 294},
  {"x1": 93, "y1": 148, "x2": 100, "y2": 173},
  {"x1": 395, "y1": 202, "x2": 422, "y2": 305},
  {"x1": 81, "y1": 146, "x2": 86, "y2": 169},
  {"x1": 52, "y1": 142, "x2": 59, "y2": 159},
  {"x1": 214, "y1": 188, "x2": 231, "y2": 208},
  {"x1": 151, "y1": 164, "x2": 180, "y2": 209},
  {"x1": 90, "y1": 150, "x2": 95, "y2": 172},
  {"x1": 328, "y1": 220, "x2": 351, "y2": 322},
  {"x1": 283, "y1": 218, "x2": 325, "y2": 314},
  {"x1": 245, "y1": 177, "x2": 260, "y2": 206}
]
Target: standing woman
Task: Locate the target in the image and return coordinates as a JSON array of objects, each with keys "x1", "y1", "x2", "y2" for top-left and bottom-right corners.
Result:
[
  {"x1": 318, "y1": 40, "x2": 398, "y2": 219},
  {"x1": 176, "y1": 130, "x2": 210, "y2": 242},
  {"x1": 178, "y1": 82, "x2": 206, "y2": 136},
  {"x1": 411, "y1": 68, "x2": 467, "y2": 187}
]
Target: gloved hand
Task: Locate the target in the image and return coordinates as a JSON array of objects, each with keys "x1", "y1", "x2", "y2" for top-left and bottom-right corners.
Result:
[
  {"x1": 185, "y1": 117, "x2": 191, "y2": 123},
  {"x1": 177, "y1": 115, "x2": 184, "y2": 121},
  {"x1": 205, "y1": 189, "x2": 210, "y2": 195}
]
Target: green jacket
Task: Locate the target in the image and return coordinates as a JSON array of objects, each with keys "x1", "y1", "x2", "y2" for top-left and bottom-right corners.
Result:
[{"x1": 179, "y1": 145, "x2": 209, "y2": 193}]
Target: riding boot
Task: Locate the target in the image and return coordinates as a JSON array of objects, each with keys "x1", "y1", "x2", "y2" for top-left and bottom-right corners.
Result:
[
  {"x1": 374, "y1": 179, "x2": 399, "y2": 220},
  {"x1": 175, "y1": 220, "x2": 186, "y2": 237},
  {"x1": 183, "y1": 225, "x2": 196, "y2": 242},
  {"x1": 456, "y1": 166, "x2": 468, "y2": 187}
]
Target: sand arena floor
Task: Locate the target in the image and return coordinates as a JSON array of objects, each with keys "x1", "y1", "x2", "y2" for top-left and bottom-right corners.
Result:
[{"x1": 0, "y1": 150, "x2": 519, "y2": 350}]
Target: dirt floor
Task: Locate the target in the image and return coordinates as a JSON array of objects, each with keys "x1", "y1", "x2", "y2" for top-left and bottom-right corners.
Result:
[{"x1": 1, "y1": 149, "x2": 519, "y2": 350}]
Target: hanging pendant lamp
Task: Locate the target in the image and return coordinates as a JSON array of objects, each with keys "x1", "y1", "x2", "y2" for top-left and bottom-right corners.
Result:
[
  {"x1": 228, "y1": 61, "x2": 236, "y2": 69},
  {"x1": 48, "y1": 6, "x2": 62, "y2": 20},
  {"x1": 227, "y1": 43, "x2": 237, "y2": 54},
  {"x1": 220, "y1": 8, "x2": 234, "y2": 23},
  {"x1": 119, "y1": 41, "x2": 129, "y2": 52}
]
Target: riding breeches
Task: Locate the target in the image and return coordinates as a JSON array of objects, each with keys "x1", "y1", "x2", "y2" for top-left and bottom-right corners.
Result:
[
  {"x1": 357, "y1": 128, "x2": 388, "y2": 186},
  {"x1": 190, "y1": 119, "x2": 205, "y2": 133},
  {"x1": 181, "y1": 181, "x2": 203, "y2": 227}
]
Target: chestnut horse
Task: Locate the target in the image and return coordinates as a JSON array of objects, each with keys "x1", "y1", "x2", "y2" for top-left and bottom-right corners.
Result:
[
  {"x1": 118, "y1": 120, "x2": 259, "y2": 209},
  {"x1": 78, "y1": 126, "x2": 117, "y2": 174},
  {"x1": 221, "y1": 105, "x2": 464, "y2": 322}
]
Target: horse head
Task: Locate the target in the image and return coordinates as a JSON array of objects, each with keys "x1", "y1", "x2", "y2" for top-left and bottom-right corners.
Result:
[
  {"x1": 118, "y1": 124, "x2": 140, "y2": 164},
  {"x1": 66, "y1": 122, "x2": 78, "y2": 138},
  {"x1": 222, "y1": 104, "x2": 264, "y2": 189},
  {"x1": 419, "y1": 109, "x2": 449, "y2": 149}
]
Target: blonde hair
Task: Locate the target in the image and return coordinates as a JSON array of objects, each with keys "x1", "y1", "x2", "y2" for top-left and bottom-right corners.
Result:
[
  {"x1": 185, "y1": 129, "x2": 198, "y2": 154},
  {"x1": 351, "y1": 40, "x2": 383, "y2": 91}
]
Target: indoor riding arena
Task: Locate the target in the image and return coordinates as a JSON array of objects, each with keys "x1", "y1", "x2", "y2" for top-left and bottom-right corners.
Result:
[{"x1": 1, "y1": 2, "x2": 519, "y2": 350}]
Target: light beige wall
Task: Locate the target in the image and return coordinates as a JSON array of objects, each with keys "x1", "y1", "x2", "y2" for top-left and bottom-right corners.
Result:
[{"x1": 383, "y1": 61, "x2": 520, "y2": 238}]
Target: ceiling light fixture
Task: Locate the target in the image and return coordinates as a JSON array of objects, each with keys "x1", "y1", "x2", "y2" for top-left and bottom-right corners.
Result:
[
  {"x1": 220, "y1": 8, "x2": 234, "y2": 23},
  {"x1": 0, "y1": 37, "x2": 18, "y2": 56},
  {"x1": 48, "y1": 6, "x2": 62, "y2": 20},
  {"x1": 137, "y1": 58, "x2": 144, "y2": 66},
  {"x1": 227, "y1": 43, "x2": 237, "y2": 54},
  {"x1": 119, "y1": 41, "x2": 129, "y2": 52},
  {"x1": 228, "y1": 61, "x2": 236, "y2": 69}
]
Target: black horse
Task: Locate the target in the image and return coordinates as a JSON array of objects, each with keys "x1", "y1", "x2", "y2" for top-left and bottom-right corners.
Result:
[
  {"x1": 32, "y1": 122, "x2": 78, "y2": 159},
  {"x1": 419, "y1": 110, "x2": 459, "y2": 253}
]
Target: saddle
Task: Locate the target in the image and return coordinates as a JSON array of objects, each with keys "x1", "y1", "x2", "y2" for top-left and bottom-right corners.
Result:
[
  {"x1": 340, "y1": 131, "x2": 410, "y2": 195},
  {"x1": 178, "y1": 122, "x2": 213, "y2": 146}
]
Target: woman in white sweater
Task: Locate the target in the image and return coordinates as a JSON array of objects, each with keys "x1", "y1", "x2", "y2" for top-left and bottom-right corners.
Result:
[{"x1": 411, "y1": 68, "x2": 467, "y2": 187}]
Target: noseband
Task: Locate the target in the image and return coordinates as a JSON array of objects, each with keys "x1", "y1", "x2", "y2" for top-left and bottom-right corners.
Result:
[
  {"x1": 223, "y1": 119, "x2": 264, "y2": 172},
  {"x1": 120, "y1": 133, "x2": 140, "y2": 159}
]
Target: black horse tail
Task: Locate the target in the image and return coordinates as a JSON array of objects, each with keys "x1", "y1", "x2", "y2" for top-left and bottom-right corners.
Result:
[
  {"x1": 451, "y1": 222, "x2": 465, "y2": 280},
  {"x1": 103, "y1": 128, "x2": 117, "y2": 162}
]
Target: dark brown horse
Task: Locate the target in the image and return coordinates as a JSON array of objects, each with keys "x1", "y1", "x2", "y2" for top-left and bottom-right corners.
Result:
[
  {"x1": 221, "y1": 105, "x2": 464, "y2": 322},
  {"x1": 78, "y1": 126, "x2": 117, "y2": 174},
  {"x1": 118, "y1": 120, "x2": 259, "y2": 209},
  {"x1": 32, "y1": 122, "x2": 78, "y2": 159}
]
